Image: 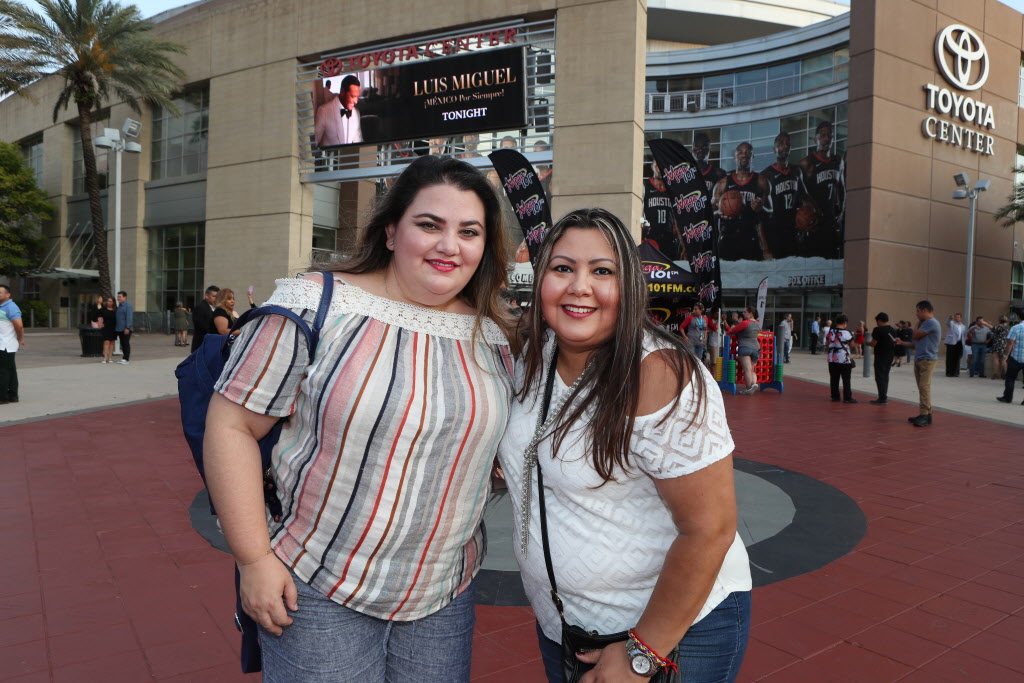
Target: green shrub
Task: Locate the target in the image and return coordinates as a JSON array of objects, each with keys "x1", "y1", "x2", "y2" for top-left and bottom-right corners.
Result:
[{"x1": 19, "y1": 299, "x2": 51, "y2": 328}]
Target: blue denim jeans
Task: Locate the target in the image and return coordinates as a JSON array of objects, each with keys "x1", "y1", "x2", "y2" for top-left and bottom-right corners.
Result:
[
  {"x1": 969, "y1": 343, "x2": 987, "y2": 376},
  {"x1": 259, "y1": 573, "x2": 476, "y2": 682},
  {"x1": 536, "y1": 590, "x2": 751, "y2": 683},
  {"x1": 692, "y1": 344, "x2": 706, "y2": 363}
]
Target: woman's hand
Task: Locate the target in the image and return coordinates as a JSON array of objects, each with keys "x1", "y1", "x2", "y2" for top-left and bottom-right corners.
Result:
[
  {"x1": 238, "y1": 553, "x2": 298, "y2": 636},
  {"x1": 576, "y1": 642, "x2": 645, "y2": 682}
]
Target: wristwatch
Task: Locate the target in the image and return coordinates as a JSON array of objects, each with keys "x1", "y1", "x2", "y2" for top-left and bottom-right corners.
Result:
[{"x1": 625, "y1": 638, "x2": 661, "y2": 678}]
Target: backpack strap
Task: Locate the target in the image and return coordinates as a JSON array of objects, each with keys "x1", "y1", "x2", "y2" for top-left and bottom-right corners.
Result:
[{"x1": 228, "y1": 271, "x2": 335, "y2": 361}]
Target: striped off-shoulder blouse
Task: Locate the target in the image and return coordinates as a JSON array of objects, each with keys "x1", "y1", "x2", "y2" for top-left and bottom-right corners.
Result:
[{"x1": 215, "y1": 274, "x2": 513, "y2": 621}]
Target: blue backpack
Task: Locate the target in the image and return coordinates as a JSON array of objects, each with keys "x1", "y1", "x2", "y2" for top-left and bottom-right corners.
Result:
[{"x1": 173, "y1": 272, "x2": 333, "y2": 673}]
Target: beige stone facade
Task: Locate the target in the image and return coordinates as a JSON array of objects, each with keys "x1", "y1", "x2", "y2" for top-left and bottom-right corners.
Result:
[
  {"x1": 846, "y1": 0, "x2": 1023, "y2": 325},
  {"x1": 0, "y1": 0, "x2": 649, "y2": 321},
  {"x1": 2, "y1": 0, "x2": 1022, "y2": 331}
]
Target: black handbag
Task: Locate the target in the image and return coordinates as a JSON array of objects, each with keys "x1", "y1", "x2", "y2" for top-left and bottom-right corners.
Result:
[{"x1": 532, "y1": 350, "x2": 681, "y2": 683}]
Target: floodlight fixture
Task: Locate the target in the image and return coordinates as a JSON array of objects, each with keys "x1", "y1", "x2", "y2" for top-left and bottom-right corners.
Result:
[
  {"x1": 122, "y1": 118, "x2": 142, "y2": 138},
  {"x1": 974, "y1": 179, "x2": 991, "y2": 192},
  {"x1": 953, "y1": 172, "x2": 970, "y2": 188},
  {"x1": 952, "y1": 189, "x2": 968, "y2": 199},
  {"x1": 94, "y1": 135, "x2": 114, "y2": 149}
]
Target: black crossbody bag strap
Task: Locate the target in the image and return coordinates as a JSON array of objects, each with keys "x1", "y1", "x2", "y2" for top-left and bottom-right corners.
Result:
[{"x1": 536, "y1": 348, "x2": 566, "y2": 619}]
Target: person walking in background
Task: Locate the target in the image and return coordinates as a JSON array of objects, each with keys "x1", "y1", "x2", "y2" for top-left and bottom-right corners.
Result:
[
  {"x1": 190, "y1": 285, "x2": 219, "y2": 352},
  {"x1": 896, "y1": 321, "x2": 913, "y2": 368},
  {"x1": 851, "y1": 320, "x2": 865, "y2": 358},
  {"x1": 868, "y1": 312, "x2": 897, "y2": 404},
  {"x1": 966, "y1": 316, "x2": 992, "y2": 378},
  {"x1": 173, "y1": 302, "x2": 189, "y2": 346},
  {"x1": 707, "y1": 306, "x2": 722, "y2": 375},
  {"x1": 0, "y1": 284, "x2": 24, "y2": 404},
  {"x1": 730, "y1": 306, "x2": 762, "y2": 395},
  {"x1": 944, "y1": 312, "x2": 965, "y2": 377},
  {"x1": 680, "y1": 302, "x2": 716, "y2": 367},
  {"x1": 809, "y1": 315, "x2": 821, "y2": 354},
  {"x1": 996, "y1": 317, "x2": 1024, "y2": 405},
  {"x1": 99, "y1": 297, "x2": 117, "y2": 363},
  {"x1": 777, "y1": 313, "x2": 795, "y2": 363},
  {"x1": 114, "y1": 291, "x2": 133, "y2": 365},
  {"x1": 825, "y1": 314, "x2": 856, "y2": 403},
  {"x1": 991, "y1": 315, "x2": 1011, "y2": 380},
  {"x1": 896, "y1": 301, "x2": 941, "y2": 427},
  {"x1": 821, "y1": 319, "x2": 832, "y2": 346}
]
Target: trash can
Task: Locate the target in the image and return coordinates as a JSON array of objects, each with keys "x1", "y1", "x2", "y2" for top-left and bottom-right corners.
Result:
[{"x1": 79, "y1": 325, "x2": 104, "y2": 357}]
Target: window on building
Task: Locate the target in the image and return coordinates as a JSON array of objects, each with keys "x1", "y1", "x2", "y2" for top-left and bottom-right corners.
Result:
[
  {"x1": 1019, "y1": 56, "x2": 1024, "y2": 108},
  {"x1": 151, "y1": 87, "x2": 210, "y2": 181},
  {"x1": 17, "y1": 276, "x2": 41, "y2": 301},
  {"x1": 71, "y1": 112, "x2": 110, "y2": 195},
  {"x1": 1013, "y1": 262, "x2": 1024, "y2": 301},
  {"x1": 646, "y1": 103, "x2": 848, "y2": 172},
  {"x1": 147, "y1": 223, "x2": 205, "y2": 312},
  {"x1": 648, "y1": 47, "x2": 849, "y2": 114},
  {"x1": 313, "y1": 225, "x2": 338, "y2": 254},
  {"x1": 21, "y1": 137, "x2": 43, "y2": 188}
]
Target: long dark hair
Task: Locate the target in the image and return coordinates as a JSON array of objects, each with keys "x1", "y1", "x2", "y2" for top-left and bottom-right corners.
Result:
[
  {"x1": 517, "y1": 208, "x2": 707, "y2": 482},
  {"x1": 312, "y1": 155, "x2": 512, "y2": 339}
]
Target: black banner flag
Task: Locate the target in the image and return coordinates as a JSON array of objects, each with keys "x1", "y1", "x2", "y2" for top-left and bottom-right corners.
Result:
[
  {"x1": 488, "y1": 149, "x2": 553, "y2": 264},
  {"x1": 642, "y1": 177, "x2": 682, "y2": 262},
  {"x1": 648, "y1": 138, "x2": 722, "y2": 311}
]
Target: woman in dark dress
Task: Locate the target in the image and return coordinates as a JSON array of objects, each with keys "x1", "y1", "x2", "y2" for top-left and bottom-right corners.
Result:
[
  {"x1": 211, "y1": 288, "x2": 240, "y2": 337},
  {"x1": 100, "y1": 296, "x2": 118, "y2": 363},
  {"x1": 86, "y1": 295, "x2": 104, "y2": 328}
]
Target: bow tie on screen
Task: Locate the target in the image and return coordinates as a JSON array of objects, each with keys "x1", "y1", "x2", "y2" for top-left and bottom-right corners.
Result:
[{"x1": 340, "y1": 108, "x2": 352, "y2": 119}]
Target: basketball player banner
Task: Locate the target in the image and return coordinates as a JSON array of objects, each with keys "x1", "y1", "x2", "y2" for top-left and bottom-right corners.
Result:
[
  {"x1": 648, "y1": 138, "x2": 723, "y2": 310},
  {"x1": 488, "y1": 149, "x2": 553, "y2": 264}
]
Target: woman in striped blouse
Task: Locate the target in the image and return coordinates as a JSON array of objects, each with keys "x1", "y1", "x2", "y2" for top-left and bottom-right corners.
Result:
[{"x1": 204, "y1": 155, "x2": 514, "y2": 681}]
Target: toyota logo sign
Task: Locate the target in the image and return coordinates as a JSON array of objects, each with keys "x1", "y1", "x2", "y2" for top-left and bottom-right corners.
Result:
[{"x1": 934, "y1": 25, "x2": 989, "y2": 91}]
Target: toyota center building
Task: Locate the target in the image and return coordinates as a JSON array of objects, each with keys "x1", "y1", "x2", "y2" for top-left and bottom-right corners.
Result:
[{"x1": 1, "y1": 0, "x2": 1022, "y2": 343}]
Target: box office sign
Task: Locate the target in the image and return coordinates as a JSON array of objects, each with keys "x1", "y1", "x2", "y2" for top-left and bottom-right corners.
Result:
[
  {"x1": 921, "y1": 25, "x2": 995, "y2": 156},
  {"x1": 312, "y1": 46, "x2": 527, "y2": 150}
]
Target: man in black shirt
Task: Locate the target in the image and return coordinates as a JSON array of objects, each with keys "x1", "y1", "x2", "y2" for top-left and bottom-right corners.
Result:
[
  {"x1": 868, "y1": 312, "x2": 897, "y2": 404},
  {"x1": 190, "y1": 285, "x2": 220, "y2": 352}
]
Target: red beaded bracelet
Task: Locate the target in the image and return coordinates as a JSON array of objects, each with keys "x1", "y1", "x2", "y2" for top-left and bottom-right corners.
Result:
[{"x1": 628, "y1": 628, "x2": 680, "y2": 674}]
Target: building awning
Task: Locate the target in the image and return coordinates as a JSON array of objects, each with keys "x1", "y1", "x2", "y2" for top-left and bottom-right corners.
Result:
[{"x1": 20, "y1": 268, "x2": 99, "y2": 280}]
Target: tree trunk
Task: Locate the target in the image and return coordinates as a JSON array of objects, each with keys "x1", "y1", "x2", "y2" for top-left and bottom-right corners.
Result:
[{"x1": 77, "y1": 103, "x2": 112, "y2": 299}]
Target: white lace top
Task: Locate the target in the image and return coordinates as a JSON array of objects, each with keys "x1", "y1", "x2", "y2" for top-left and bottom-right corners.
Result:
[{"x1": 497, "y1": 333, "x2": 751, "y2": 641}]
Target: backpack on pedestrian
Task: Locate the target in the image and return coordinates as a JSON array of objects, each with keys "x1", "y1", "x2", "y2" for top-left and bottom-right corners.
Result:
[{"x1": 173, "y1": 272, "x2": 334, "y2": 673}]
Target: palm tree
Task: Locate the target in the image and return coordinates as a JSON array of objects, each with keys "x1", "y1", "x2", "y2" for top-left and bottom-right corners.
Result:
[
  {"x1": 994, "y1": 163, "x2": 1024, "y2": 229},
  {"x1": 4, "y1": 0, "x2": 185, "y2": 298},
  {"x1": 0, "y1": 1, "x2": 43, "y2": 94}
]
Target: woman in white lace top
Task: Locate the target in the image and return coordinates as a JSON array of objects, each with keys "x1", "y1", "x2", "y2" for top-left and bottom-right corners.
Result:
[
  {"x1": 204, "y1": 156, "x2": 514, "y2": 681},
  {"x1": 498, "y1": 208, "x2": 751, "y2": 682}
]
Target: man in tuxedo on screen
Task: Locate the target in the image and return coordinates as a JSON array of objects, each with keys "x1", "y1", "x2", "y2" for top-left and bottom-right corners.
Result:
[{"x1": 315, "y1": 75, "x2": 363, "y2": 148}]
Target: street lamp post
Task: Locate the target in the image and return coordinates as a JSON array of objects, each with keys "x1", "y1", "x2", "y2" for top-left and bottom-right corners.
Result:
[
  {"x1": 94, "y1": 119, "x2": 142, "y2": 299},
  {"x1": 952, "y1": 173, "x2": 990, "y2": 368}
]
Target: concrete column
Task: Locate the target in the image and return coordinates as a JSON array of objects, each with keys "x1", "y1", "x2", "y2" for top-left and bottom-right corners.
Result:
[
  {"x1": 204, "y1": 58, "x2": 309, "y2": 297},
  {"x1": 553, "y1": 0, "x2": 647, "y2": 240}
]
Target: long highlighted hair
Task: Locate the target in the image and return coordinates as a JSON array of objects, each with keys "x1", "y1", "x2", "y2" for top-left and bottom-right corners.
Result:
[{"x1": 517, "y1": 208, "x2": 706, "y2": 482}]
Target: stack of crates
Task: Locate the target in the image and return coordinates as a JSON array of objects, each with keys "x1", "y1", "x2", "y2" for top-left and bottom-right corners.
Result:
[{"x1": 755, "y1": 331, "x2": 774, "y2": 384}]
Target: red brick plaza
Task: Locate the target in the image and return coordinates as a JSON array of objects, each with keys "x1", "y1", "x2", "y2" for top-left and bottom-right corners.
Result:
[{"x1": 2, "y1": 378, "x2": 1022, "y2": 682}]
